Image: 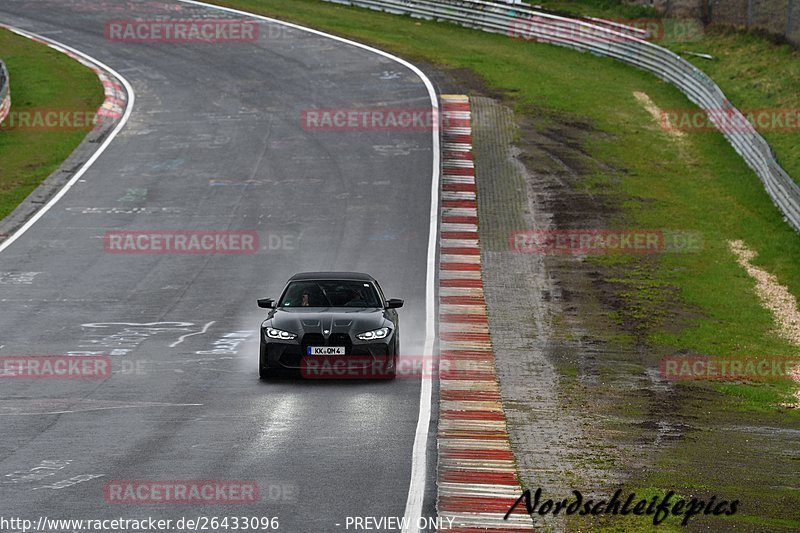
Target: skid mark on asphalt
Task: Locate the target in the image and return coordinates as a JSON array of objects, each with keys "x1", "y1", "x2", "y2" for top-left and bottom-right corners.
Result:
[
  {"x1": 66, "y1": 206, "x2": 184, "y2": 215},
  {"x1": 2, "y1": 460, "x2": 72, "y2": 485},
  {"x1": 195, "y1": 330, "x2": 254, "y2": 355},
  {"x1": 74, "y1": 321, "x2": 203, "y2": 356},
  {"x1": 2, "y1": 460, "x2": 104, "y2": 492},
  {"x1": 0, "y1": 399, "x2": 202, "y2": 416},
  {"x1": 117, "y1": 188, "x2": 148, "y2": 202},
  {"x1": 0, "y1": 272, "x2": 40, "y2": 285},
  {"x1": 32, "y1": 474, "x2": 104, "y2": 490}
]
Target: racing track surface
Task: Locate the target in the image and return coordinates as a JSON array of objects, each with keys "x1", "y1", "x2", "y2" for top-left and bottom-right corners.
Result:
[{"x1": 0, "y1": 1, "x2": 437, "y2": 531}]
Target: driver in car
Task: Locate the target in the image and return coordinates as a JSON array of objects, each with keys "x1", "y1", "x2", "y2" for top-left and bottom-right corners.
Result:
[{"x1": 343, "y1": 288, "x2": 366, "y2": 306}]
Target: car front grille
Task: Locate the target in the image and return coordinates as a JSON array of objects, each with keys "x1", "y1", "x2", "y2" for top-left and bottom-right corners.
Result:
[
  {"x1": 301, "y1": 333, "x2": 325, "y2": 347},
  {"x1": 329, "y1": 333, "x2": 351, "y2": 350}
]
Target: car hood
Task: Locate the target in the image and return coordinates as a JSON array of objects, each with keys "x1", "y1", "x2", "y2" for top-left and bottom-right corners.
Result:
[{"x1": 267, "y1": 307, "x2": 388, "y2": 337}]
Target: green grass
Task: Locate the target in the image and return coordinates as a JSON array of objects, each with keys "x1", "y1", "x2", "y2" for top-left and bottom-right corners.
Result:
[
  {"x1": 532, "y1": 2, "x2": 800, "y2": 184},
  {"x1": 662, "y1": 26, "x2": 800, "y2": 183},
  {"x1": 0, "y1": 28, "x2": 103, "y2": 221},
  {"x1": 467, "y1": 0, "x2": 800, "y2": 185}
]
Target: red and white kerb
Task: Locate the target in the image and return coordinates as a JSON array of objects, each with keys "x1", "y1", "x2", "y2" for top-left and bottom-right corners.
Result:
[
  {"x1": 437, "y1": 95, "x2": 533, "y2": 532},
  {"x1": 27, "y1": 35, "x2": 126, "y2": 124}
]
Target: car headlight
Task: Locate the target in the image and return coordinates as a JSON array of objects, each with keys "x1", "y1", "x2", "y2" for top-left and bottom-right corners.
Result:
[
  {"x1": 265, "y1": 328, "x2": 297, "y2": 340},
  {"x1": 356, "y1": 327, "x2": 390, "y2": 340}
]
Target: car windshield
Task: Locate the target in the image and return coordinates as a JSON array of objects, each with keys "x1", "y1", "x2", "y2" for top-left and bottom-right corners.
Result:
[{"x1": 278, "y1": 280, "x2": 382, "y2": 308}]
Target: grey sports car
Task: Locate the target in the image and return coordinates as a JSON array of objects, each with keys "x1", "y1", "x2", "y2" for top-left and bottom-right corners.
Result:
[{"x1": 257, "y1": 272, "x2": 403, "y2": 379}]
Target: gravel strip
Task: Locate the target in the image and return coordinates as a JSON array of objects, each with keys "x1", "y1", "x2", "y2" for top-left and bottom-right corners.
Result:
[{"x1": 728, "y1": 239, "x2": 800, "y2": 405}]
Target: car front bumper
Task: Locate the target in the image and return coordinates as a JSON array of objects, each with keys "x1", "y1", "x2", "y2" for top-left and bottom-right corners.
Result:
[{"x1": 261, "y1": 331, "x2": 395, "y2": 370}]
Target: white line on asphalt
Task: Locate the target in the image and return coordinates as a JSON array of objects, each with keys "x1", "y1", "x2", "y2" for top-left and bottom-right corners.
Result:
[
  {"x1": 0, "y1": 26, "x2": 135, "y2": 254},
  {"x1": 176, "y1": 3, "x2": 440, "y2": 530},
  {"x1": 169, "y1": 320, "x2": 216, "y2": 348}
]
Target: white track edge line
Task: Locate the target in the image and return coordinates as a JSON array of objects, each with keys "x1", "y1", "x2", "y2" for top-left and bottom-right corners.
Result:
[{"x1": 0, "y1": 25, "x2": 135, "y2": 255}]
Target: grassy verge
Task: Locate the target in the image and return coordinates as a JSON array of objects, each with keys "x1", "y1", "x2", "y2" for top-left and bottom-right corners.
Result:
[
  {"x1": 0, "y1": 28, "x2": 103, "y2": 221},
  {"x1": 661, "y1": 27, "x2": 800, "y2": 183},
  {"x1": 205, "y1": 1, "x2": 800, "y2": 527},
  {"x1": 533, "y1": 1, "x2": 800, "y2": 184}
]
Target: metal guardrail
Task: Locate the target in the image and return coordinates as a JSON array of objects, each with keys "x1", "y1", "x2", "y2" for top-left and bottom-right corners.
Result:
[
  {"x1": 324, "y1": 0, "x2": 800, "y2": 233},
  {"x1": 0, "y1": 59, "x2": 10, "y2": 125}
]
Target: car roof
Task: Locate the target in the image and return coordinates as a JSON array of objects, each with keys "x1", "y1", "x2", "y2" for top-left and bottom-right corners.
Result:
[{"x1": 288, "y1": 272, "x2": 377, "y2": 282}]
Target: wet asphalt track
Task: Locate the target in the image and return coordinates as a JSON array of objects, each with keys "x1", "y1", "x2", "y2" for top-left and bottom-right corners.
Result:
[{"x1": 0, "y1": 1, "x2": 438, "y2": 531}]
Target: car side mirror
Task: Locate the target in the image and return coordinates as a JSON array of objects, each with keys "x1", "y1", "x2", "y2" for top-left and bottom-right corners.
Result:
[
  {"x1": 386, "y1": 298, "x2": 404, "y2": 309},
  {"x1": 257, "y1": 298, "x2": 276, "y2": 309}
]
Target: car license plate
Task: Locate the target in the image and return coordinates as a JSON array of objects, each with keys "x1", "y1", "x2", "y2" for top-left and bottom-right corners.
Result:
[{"x1": 307, "y1": 346, "x2": 346, "y2": 356}]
